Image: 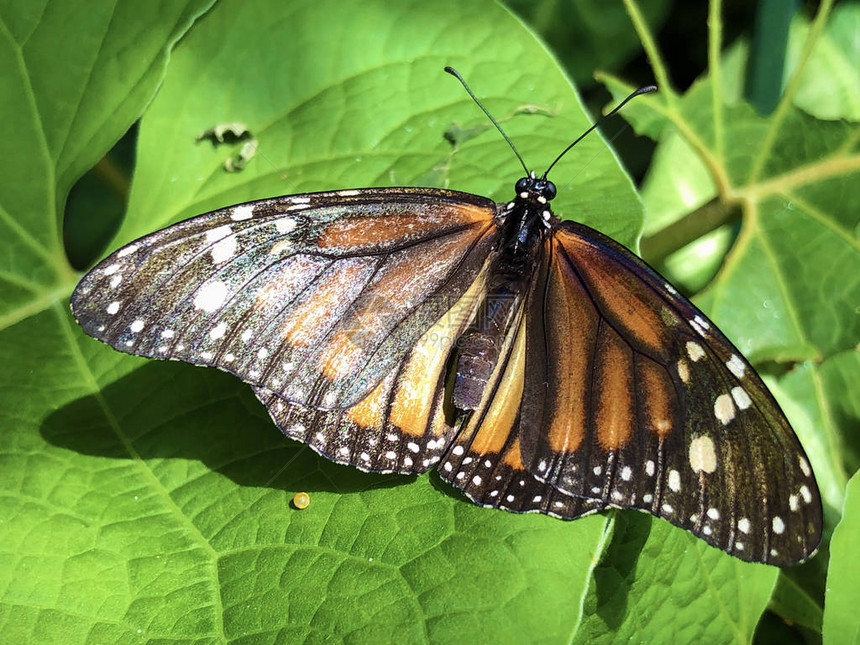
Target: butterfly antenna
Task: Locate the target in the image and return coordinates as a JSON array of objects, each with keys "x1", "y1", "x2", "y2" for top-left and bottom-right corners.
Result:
[
  {"x1": 542, "y1": 85, "x2": 657, "y2": 179},
  {"x1": 445, "y1": 66, "x2": 529, "y2": 176}
]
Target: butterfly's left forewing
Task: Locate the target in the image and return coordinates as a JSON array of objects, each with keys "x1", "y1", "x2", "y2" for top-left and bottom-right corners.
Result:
[
  {"x1": 72, "y1": 188, "x2": 499, "y2": 411},
  {"x1": 517, "y1": 221, "x2": 822, "y2": 565}
]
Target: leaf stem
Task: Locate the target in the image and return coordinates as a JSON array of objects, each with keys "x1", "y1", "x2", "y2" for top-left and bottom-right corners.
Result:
[
  {"x1": 623, "y1": 0, "x2": 677, "y2": 105},
  {"x1": 640, "y1": 197, "x2": 741, "y2": 265},
  {"x1": 708, "y1": 0, "x2": 724, "y2": 160}
]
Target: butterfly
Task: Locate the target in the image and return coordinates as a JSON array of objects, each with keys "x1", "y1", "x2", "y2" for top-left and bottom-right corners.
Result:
[{"x1": 71, "y1": 67, "x2": 822, "y2": 566}]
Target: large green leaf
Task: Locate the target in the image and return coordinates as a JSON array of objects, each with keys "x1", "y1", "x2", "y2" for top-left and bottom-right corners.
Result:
[{"x1": 1, "y1": 0, "x2": 854, "y2": 641}]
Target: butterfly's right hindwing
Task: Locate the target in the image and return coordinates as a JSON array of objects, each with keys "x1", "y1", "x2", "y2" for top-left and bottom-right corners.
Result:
[{"x1": 71, "y1": 188, "x2": 499, "y2": 410}]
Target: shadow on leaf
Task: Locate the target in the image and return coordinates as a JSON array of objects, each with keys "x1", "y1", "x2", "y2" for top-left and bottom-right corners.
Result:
[{"x1": 41, "y1": 360, "x2": 413, "y2": 496}]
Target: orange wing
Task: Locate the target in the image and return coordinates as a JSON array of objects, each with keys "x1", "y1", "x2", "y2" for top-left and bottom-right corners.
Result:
[{"x1": 514, "y1": 221, "x2": 821, "y2": 565}]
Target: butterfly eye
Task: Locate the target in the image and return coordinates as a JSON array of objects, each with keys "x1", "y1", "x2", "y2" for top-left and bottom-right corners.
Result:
[
  {"x1": 515, "y1": 177, "x2": 530, "y2": 193},
  {"x1": 539, "y1": 180, "x2": 556, "y2": 201}
]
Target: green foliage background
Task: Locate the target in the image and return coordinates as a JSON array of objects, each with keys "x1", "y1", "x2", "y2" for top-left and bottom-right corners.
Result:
[{"x1": 0, "y1": 0, "x2": 857, "y2": 642}]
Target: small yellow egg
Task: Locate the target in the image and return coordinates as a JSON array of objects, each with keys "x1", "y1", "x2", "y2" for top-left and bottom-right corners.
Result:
[{"x1": 292, "y1": 492, "x2": 310, "y2": 510}]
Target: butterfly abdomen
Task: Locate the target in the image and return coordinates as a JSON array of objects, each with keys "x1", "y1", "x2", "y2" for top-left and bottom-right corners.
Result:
[{"x1": 452, "y1": 281, "x2": 525, "y2": 410}]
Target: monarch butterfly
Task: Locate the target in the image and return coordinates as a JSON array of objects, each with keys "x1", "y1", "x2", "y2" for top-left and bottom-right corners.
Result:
[{"x1": 71, "y1": 67, "x2": 822, "y2": 566}]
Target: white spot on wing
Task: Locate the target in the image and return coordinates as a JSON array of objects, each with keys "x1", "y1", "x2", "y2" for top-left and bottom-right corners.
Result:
[
  {"x1": 738, "y1": 517, "x2": 751, "y2": 534},
  {"x1": 211, "y1": 234, "x2": 237, "y2": 264},
  {"x1": 772, "y1": 516, "x2": 785, "y2": 534},
  {"x1": 194, "y1": 281, "x2": 228, "y2": 312},
  {"x1": 129, "y1": 319, "x2": 144, "y2": 333},
  {"x1": 799, "y1": 457, "x2": 811, "y2": 477},
  {"x1": 645, "y1": 460, "x2": 655, "y2": 477},
  {"x1": 231, "y1": 204, "x2": 254, "y2": 220},
  {"x1": 800, "y1": 485, "x2": 812, "y2": 503},
  {"x1": 726, "y1": 354, "x2": 746, "y2": 378},
  {"x1": 668, "y1": 469, "x2": 681, "y2": 492},
  {"x1": 206, "y1": 225, "x2": 232, "y2": 243},
  {"x1": 688, "y1": 436, "x2": 717, "y2": 474},
  {"x1": 690, "y1": 318, "x2": 707, "y2": 337},
  {"x1": 210, "y1": 322, "x2": 227, "y2": 340},
  {"x1": 621, "y1": 466, "x2": 632, "y2": 481},
  {"x1": 117, "y1": 244, "x2": 139, "y2": 257},
  {"x1": 275, "y1": 217, "x2": 297, "y2": 234},
  {"x1": 686, "y1": 341, "x2": 705, "y2": 362},
  {"x1": 677, "y1": 359, "x2": 690, "y2": 384},
  {"x1": 731, "y1": 386, "x2": 752, "y2": 410},
  {"x1": 714, "y1": 393, "x2": 736, "y2": 424},
  {"x1": 107, "y1": 301, "x2": 120, "y2": 315}
]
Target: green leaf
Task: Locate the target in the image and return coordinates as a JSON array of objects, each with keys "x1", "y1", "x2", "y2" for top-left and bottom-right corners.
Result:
[
  {"x1": 575, "y1": 512, "x2": 777, "y2": 643},
  {"x1": 2, "y1": 0, "x2": 855, "y2": 640},
  {"x1": 0, "y1": 0, "x2": 216, "y2": 327},
  {"x1": 823, "y1": 471, "x2": 860, "y2": 644}
]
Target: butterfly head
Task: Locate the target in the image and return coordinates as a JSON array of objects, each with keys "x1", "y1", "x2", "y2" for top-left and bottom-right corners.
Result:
[
  {"x1": 514, "y1": 173, "x2": 557, "y2": 204},
  {"x1": 507, "y1": 171, "x2": 558, "y2": 233}
]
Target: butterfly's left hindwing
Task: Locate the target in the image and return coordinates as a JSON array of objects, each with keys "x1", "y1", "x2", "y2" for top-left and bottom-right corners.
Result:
[
  {"x1": 71, "y1": 188, "x2": 499, "y2": 411},
  {"x1": 255, "y1": 262, "x2": 492, "y2": 474},
  {"x1": 516, "y1": 221, "x2": 822, "y2": 565}
]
